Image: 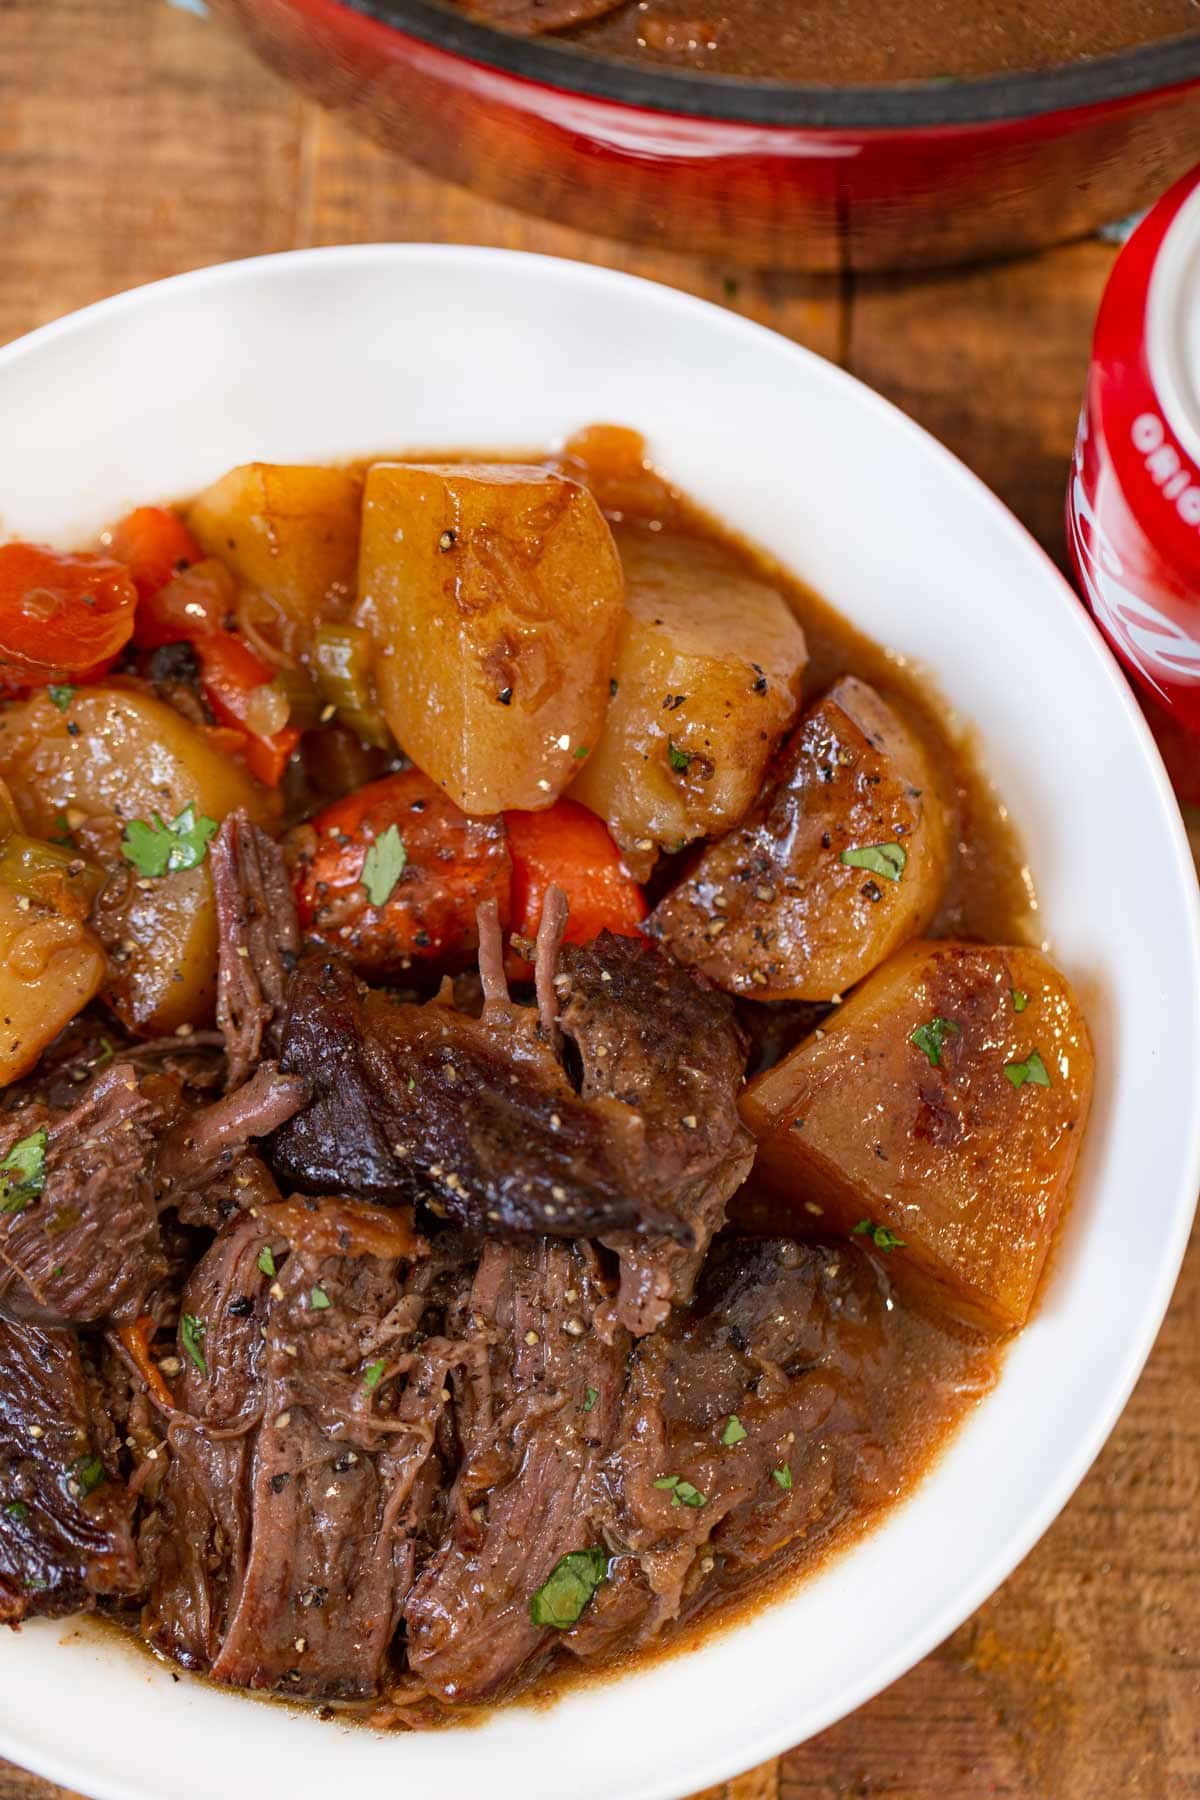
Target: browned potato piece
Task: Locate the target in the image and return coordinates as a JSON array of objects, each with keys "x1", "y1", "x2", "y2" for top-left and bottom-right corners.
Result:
[
  {"x1": 569, "y1": 531, "x2": 808, "y2": 872},
  {"x1": 96, "y1": 867, "x2": 218, "y2": 1036},
  {"x1": 0, "y1": 884, "x2": 107, "y2": 1084},
  {"x1": 0, "y1": 686, "x2": 275, "y2": 1036},
  {"x1": 651, "y1": 676, "x2": 948, "y2": 1001},
  {"x1": 360, "y1": 463, "x2": 624, "y2": 814},
  {"x1": 189, "y1": 463, "x2": 363, "y2": 644},
  {"x1": 740, "y1": 940, "x2": 1094, "y2": 1334}
]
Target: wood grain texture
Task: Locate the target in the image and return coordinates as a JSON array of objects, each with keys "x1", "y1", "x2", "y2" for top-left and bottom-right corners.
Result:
[{"x1": 0, "y1": 3, "x2": 1197, "y2": 1798}]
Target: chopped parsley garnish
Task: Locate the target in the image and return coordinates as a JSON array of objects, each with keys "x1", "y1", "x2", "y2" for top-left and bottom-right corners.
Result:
[
  {"x1": 363, "y1": 1359, "x2": 387, "y2": 1391},
  {"x1": 310, "y1": 1284, "x2": 331, "y2": 1311},
  {"x1": 93, "y1": 1038, "x2": 115, "y2": 1070},
  {"x1": 362, "y1": 824, "x2": 407, "y2": 908},
  {"x1": 722, "y1": 1415, "x2": 748, "y2": 1447},
  {"x1": 653, "y1": 1474, "x2": 707, "y2": 1507},
  {"x1": 50, "y1": 814, "x2": 74, "y2": 847},
  {"x1": 47, "y1": 685, "x2": 75, "y2": 712},
  {"x1": 529, "y1": 1548, "x2": 608, "y2": 1629},
  {"x1": 180, "y1": 1313, "x2": 208, "y2": 1376},
  {"x1": 574, "y1": 745, "x2": 589, "y2": 761},
  {"x1": 1005, "y1": 1049, "x2": 1051, "y2": 1090},
  {"x1": 852, "y1": 1219, "x2": 906, "y2": 1252},
  {"x1": 0, "y1": 1128, "x2": 48, "y2": 1215},
  {"x1": 1011, "y1": 988, "x2": 1030, "y2": 1013},
  {"x1": 910, "y1": 1016, "x2": 960, "y2": 1068},
  {"x1": 257, "y1": 1245, "x2": 276, "y2": 1278},
  {"x1": 4, "y1": 1501, "x2": 29, "y2": 1521},
  {"x1": 582, "y1": 1386, "x2": 599, "y2": 1413},
  {"x1": 121, "y1": 803, "x2": 218, "y2": 877},
  {"x1": 667, "y1": 738, "x2": 693, "y2": 774},
  {"x1": 839, "y1": 842, "x2": 906, "y2": 882},
  {"x1": 772, "y1": 1465, "x2": 793, "y2": 1492},
  {"x1": 73, "y1": 1456, "x2": 106, "y2": 1498}
]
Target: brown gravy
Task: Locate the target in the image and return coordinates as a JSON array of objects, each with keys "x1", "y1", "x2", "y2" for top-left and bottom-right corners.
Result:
[{"x1": 553, "y1": 1, "x2": 1199, "y2": 86}]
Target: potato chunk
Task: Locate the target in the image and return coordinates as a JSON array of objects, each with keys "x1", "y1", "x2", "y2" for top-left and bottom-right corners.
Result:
[
  {"x1": 189, "y1": 463, "x2": 363, "y2": 645},
  {"x1": 361, "y1": 463, "x2": 624, "y2": 814},
  {"x1": 0, "y1": 885, "x2": 107, "y2": 1084},
  {"x1": 740, "y1": 940, "x2": 1094, "y2": 1333},
  {"x1": 569, "y1": 531, "x2": 807, "y2": 871},
  {"x1": 651, "y1": 676, "x2": 948, "y2": 1001},
  {"x1": 0, "y1": 686, "x2": 275, "y2": 1035}
]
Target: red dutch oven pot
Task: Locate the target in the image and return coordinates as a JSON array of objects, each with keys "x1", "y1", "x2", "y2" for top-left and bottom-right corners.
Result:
[{"x1": 212, "y1": 0, "x2": 1200, "y2": 270}]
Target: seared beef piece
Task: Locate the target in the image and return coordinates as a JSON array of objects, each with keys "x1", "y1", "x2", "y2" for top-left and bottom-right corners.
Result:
[
  {"x1": 403, "y1": 1239, "x2": 628, "y2": 1704},
  {"x1": 143, "y1": 1212, "x2": 267, "y2": 1670},
  {"x1": 212, "y1": 812, "x2": 301, "y2": 1089},
  {"x1": 270, "y1": 951, "x2": 668, "y2": 1239},
  {"x1": 271, "y1": 916, "x2": 752, "y2": 1326},
  {"x1": 556, "y1": 934, "x2": 755, "y2": 1335},
  {"x1": 0, "y1": 1064, "x2": 180, "y2": 1327},
  {"x1": 145, "y1": 1199, "x2": 465, "y2": 1699},
  {"x1": 0, "y1": 1320, "x2": 140, "y2": 1622},
  {"x1": 566, "y1": 1237, "x2": 895, "y2": 1660}
]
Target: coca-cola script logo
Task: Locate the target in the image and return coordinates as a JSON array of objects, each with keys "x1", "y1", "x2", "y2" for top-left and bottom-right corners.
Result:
[{"x1": 1069, "y1": 416, "x2": 1200, "y2": 695}]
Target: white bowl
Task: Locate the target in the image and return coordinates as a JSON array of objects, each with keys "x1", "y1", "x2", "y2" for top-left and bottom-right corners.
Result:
[{"x1": 0, "y1": 248, "x2": 1197, "y2": 1800}]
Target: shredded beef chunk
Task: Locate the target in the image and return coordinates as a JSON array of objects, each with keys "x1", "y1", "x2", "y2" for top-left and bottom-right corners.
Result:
[
  {"x1": 271, "y1": 912, "x2": 752, "y2": 1319},
  {"x1": 0, "y1": 1064, "x2": 179, "y2": 1327},
  {"x1": 212, "y1": 811, "x2": 301, "y2": 1089},
  {"x1": 143, "y1": 1200, "x2": 464, "y2": 1700},
  {"x1": 0, "y1": 1320, "x2": 139, "y2": 1621},
  {"x1": 567, "y1": 1237, "x2": 897, "y2": 1661},
  {"x1": 556, "y1": 933, "x2": 755, "y2": 1334},
  {"x1": 402, "y1": 1238, "x2": 628, "y2": 1704}
]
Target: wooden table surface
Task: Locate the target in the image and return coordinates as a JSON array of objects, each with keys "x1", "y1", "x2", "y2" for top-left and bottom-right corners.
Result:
[{"x1": 1, "y1": 3, "x2": 1198, "y2": 1797}]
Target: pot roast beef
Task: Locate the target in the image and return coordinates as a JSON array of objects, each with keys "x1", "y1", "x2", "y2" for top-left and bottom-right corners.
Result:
[
  {"x1": 0, "y1": 1063, "x2": 180, "y2": 1327},
  {"x1": 0, "y1": 1319, "x2": 140, "y2": 1622},
  {"x1": 269, "y1": 898, "x2": 754, "y2": 1331}
]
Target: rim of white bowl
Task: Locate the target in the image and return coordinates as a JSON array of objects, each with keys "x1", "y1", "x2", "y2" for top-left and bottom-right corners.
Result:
[{"x1": 0, "y1": 245, "x2": 1197, "y2": 1800}]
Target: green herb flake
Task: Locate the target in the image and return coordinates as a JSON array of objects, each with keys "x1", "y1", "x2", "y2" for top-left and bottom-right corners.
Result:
[
  {"x1": 4, "y1": 1500, "x2": 29, "y2": 1521},
  {"x1": 574, "y1": 745, "x2": 589, "y2": 761},
  {"x1": 1011, "y1": 988, "x2": 1029, "y2": 1013},
  {"x1": 73, "y1": 1456, "x2": 106, "y2": 1498},
  {"x1": 0, "y1": 1128, "x2": 48, "y2": 1215},
  {"x1": 910, "y1": 1016, "x2": 960, "y2": 1068},
  {"x1": 92, "y1": 1038, "x2": 114, "y2": 1070},
  {"x1": 121, "y1": 804, "x2": 218, "y2": 878},
  {"x1": 839, "y1": 842, "x2": 907, "y2": 882},
  {"x1": 667, "y1": 738, "x2": 693, "y2": 774},
  {"x1": 851, "y1": 1218, "x2": 906, "y2": 1252},
  {"x1": 257, "y1": 1245, "x2": 276, "y2": 1278},
  {"x1": 310, "y1": 1284, "x2": 331, "y2": 1311},
  {"x1": 529, "y1": 1547, "x2": 608, "y2": 1630},
  {"x1": 50, "y1": 814, "x2": 74, "y2": 847},
  {"x1": 362, "y1": 824, "x2": 407, "y2": 908},
  {"x1": 722, "y1": 1415, "x2": 748, "y2": 1447},
  {"x1": 1005, "y1": 1049, "x2": 1051, "y2": 1090},
  {"x1": 47, "y1": 685, "x2": 76, "y2": 712},
  {"x1": 363, "y1": 1359, "x2": 387, "y2": 1392},
  {"x1": 582, "y1": 1386, "x2": 599, "y2": 1413},
  {"x1": 180, "y1": 1312, "x2": 208, "y2": 1376},
  {"x1": 772, "y1": 1465, "x2": 793, "y2": 1492},
  {"x1": 654, "y1": 1474, "x2": 706, "y2": 1507}
]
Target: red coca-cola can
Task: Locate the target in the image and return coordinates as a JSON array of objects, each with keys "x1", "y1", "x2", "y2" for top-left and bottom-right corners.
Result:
[{"x1": 1069, "y1": 163, "x2": 1200, "y2": 798}]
